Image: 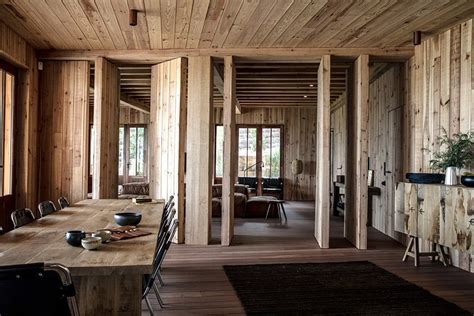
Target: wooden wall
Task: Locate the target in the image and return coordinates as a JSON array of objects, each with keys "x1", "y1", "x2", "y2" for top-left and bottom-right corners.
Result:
[
  {"x1": 38, "y1": 61, "x2": 90, "y2": 204},
  {"x1": 330, "y1": 93, "x2": 346, "y2": 183},
  {"x1": 214, "y1": 107, "x2": 317, "y2": 200},
  {"x1": 405, "y1": 19, "x2": 474, "y2": 271},
  {"x1": 149, "y1": 58, "x2": 187, "y2": 244},
  {"x1": 119, "y1": 107, "x2": 149, "y2": 125},
  {"x1": 0, "y1": 21, "x2": 39, "y2": 226}
]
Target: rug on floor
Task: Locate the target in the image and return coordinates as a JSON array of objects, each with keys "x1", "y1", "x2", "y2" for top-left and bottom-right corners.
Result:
[{"x1": 223, "y1": 261, "x2": 470, "y2": 315}]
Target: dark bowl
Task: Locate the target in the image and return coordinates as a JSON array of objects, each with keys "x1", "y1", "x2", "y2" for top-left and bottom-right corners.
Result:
[
  {"x1": 406, "y1": 173, "x2": 445, "y2": 184},
  {"x1": 65, "y1": 230, "x2": 86, "y2": 247},
  {"x1": 461, "y1": 176, "x2": 474, "y2": 187},
  {"x1": 114, "y1": 212, "x2": 142, "y2": 226}
]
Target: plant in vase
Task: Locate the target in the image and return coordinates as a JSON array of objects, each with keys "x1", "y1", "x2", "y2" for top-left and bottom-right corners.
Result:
[{"x1": 428, "y1": 131, "x2": 474, "y2": 185}]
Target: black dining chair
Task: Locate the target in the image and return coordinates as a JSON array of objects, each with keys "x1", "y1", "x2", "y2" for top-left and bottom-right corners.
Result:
[
  {"x1": 38, "y1": 201, "x2": 57, "y2": 217},
  {"x1": 11, "y1": 208, "x2": 35, "y2": 229},
  {"x1": 0, "y1": 262, "x2": 79, "y2": 316},
  {"x1": 58, "y1": 196, "x2": 70, "y2": 209}
]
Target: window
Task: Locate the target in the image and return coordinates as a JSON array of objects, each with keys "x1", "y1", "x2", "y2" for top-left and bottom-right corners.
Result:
[
  {"x1": 238, "y1": 127, "x2": 257, "y2": 177},
  {"x1": 118, "y1": 127, "x2": 124, "y2": 176},
  {"x1": 215, "y1": 125, "x2": 224, "y2": 177},
  {"x1": 128, "y1": 126, "x2": 146, "y2": 177},
  {"x1": 262, "y1": 128, "x2": 281, "y2": 178},
  {"x1": 0, "y1": 69, "x2": 14, "y2": 196}
]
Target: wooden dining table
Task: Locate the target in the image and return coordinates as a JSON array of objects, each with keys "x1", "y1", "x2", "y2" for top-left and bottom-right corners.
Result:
[{"x1": 0, "y1": 199, "x2": 163, "y2": 316}]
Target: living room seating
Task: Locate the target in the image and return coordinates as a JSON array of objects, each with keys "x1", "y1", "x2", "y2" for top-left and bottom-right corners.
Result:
[
  {"x1": 237, "y1": 177, "x2": 283, "y2": 199},
  {"x1": 119, "y1": 182, "x2": 149, "y2": 199},
  {"x1": 212, "y1": 184, "x2": 249, "y2": 217}
]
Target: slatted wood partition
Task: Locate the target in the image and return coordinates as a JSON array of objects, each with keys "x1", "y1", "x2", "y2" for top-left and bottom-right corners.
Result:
[
  {"x1": 149, "y1": 57, "x2": 187, "y2": 244},
  {"x1": 185, "y1": 56, "x2": 213, "y2": 245},
  {"x1": 119, "y1": 107, "x2": 149, "y2": 124},
  {"x1": 315, "y1": 55, "x2": 331, "y2": 248},
  {"x1": 221, "y1": 56, "x2": 237, "y2": 246},
  {"x1": 330, "y1": 93, "x2": 346, "y2": 183},
  {"x1": 214, "y1": 107, "x2": 317, "y2": 200},
  {"x1": 92, "y1": 57, "x2": 120, "y2": 199},
  {"x1": 405, "y1": 19, "x2": 474, "y2": 271},
  {"x1": 345, "y1": 55, "x2": 369, "y2": 250},
  {"x1": 38, "y1": 61, "x2": 90, "y2": 204}
]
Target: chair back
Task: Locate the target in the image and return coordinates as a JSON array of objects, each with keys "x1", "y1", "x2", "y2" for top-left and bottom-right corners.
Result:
[
  {"x1": 11, "y1": 208, "x2": 35, "y2": 229},
  {"x1": 58, "y1": 196, "x2": 70, "y2": 209},
  {"x1": 0, "y1": 262, "x2": 79, "y2": 316},
  {"x1": 38, "y1": 201, "x2": 57, "y2": 217}
]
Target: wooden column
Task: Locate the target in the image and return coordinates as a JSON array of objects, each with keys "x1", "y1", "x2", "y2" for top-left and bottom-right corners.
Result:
[
  {"x1": 221, "y1": 56, "x2": 236, "y2": 246},
  {"x1": 38, "y1": 61, "x2": 90, "y2": 204},
  {"x1": 345, "y1": 55, "x2": 369, "y2": 250},
  {"x1": 185, "y1": 57, "x2": 213, "y2": 245},
  {"x1": 314, "y1": 55, "x2": 331, "y2": 249},
  {"x1": 149, "y1": 58, "x2": 188, "y2": 243},
  {"x1": 92, "y1": 57, "x2": 120, "y2": 199}
]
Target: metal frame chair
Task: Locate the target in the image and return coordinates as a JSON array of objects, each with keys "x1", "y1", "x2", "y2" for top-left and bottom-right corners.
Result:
[
  {"x1": 38, "y1": 201, "x2": 57, "y2": 217},
  {"x1": 58, "y1": 196, "x2": 70, "y2": 209},
  {"x1": 11, "y1": 208, "x2": 35, "y2": 229},
  {"x1": 0, "y1": 262, "x2": 79, "y2": 315}
]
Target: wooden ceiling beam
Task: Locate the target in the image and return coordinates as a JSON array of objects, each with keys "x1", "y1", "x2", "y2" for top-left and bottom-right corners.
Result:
[
  {"x1": 214, "y1": 63, "x2": 241, "y2": 114},
  {"x1": 120, "y1": 93, "x2": 150, "y2": 114}
]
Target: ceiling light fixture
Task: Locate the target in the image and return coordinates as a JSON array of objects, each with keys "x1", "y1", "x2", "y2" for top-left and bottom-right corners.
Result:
[
  {"x1": 303, "y1": 95, "x2": 308, "y2": 98},
  {"x1": 309, "y1": 84, "x2": 314, "y2": 87},
  {"x1": 413, "y1": 31, "x2": 421, "y2": 46},
  {"x1": 129, "y1": 9, "x2": 138, "y2": 26}
]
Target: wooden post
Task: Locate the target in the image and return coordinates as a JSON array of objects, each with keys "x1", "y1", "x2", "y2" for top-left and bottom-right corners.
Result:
[
  {"x1": 92, "y1": 57, "x2": 120, "y2": 199},
  {"x1": 315, "y1": 55, "x2": 331, "y2": 249},
  {"x1": 185, "y1": 56, "x2": 213, "y2": 245},
  {"x1": 149, "y1": 58, "x2": 188, "y2": 244},
  {"x1": 345, "y1": 55, "x2": 369, "y2": 250},
  {"x1": 221, "y1": 56, "x2": 236, "y2": 246}
]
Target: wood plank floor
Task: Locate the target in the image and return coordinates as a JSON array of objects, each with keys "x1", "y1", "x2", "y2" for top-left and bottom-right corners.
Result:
[{"x1": 143, "y1": 201, "x2": 474, "y2": 315}]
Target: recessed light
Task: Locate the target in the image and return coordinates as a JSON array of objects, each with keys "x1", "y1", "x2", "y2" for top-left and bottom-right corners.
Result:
[
  {"x1": 309, "y1": 84, "x2": 314, "y2": 87},
  {"x1": 303, "y1": 95, "x2": 308, "y2": 98}
]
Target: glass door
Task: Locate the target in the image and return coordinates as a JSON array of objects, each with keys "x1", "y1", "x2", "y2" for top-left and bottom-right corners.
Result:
[{"x1": 120, "y1": 125, "x2": 147, "y2": 184}]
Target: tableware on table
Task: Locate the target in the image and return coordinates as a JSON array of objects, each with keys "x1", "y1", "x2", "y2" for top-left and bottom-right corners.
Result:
[
  {"x1": 65, "y1": 230, "x2": 86, "y2": 247},
  {"x1": 81, "y1": 236, "x2": 102, "y2": 250},
  {"x1": 114, "y1": 212, "x2": 142, "y2": 226},
  {"x1": 461, "y1": 176, "x2": 474, "y2": 187},
  {"x1": 92, "y1": 230, "x2": 112, "y2": 243}
]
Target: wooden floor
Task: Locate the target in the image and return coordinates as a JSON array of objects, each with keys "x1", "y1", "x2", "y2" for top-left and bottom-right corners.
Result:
[{"x1": 142, "y1": 201, "x2": 474, "y2": 315}]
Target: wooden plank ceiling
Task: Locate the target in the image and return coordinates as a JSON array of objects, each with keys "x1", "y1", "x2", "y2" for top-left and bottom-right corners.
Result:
[{"x1": 0, "y1": 0, "x2": 473, "y2": 50}]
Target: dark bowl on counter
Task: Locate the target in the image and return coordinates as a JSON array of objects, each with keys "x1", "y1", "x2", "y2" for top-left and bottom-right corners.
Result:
[
  {"x1": 461, "y1": 176, "x2": 474, "y2": 187},
  {"x1": 406, "y1": 173, "x2": 445, "y2": 184},
  {"x1": 65, "y1": 230, "x2": 86, "y2": 247},
  {"x1": 114, "y1": 212, "x2": 142, "y2": 226}
]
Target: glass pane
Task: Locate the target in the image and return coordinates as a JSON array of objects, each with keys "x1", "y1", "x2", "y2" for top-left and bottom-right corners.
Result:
[
  {"x1": 215, "y1": 126, "x2": 224, "y2": 177},
  {"x1": 118, "y1": 127, "x2": 124, "y2": 176},
  {"x1": 129, "y1": 127, "x2": 137, "y2": 176},
  {"x1": 238, "y1": 128, "x2": 257, "y2": 177},
  {"x1": 136, "y1": 127, "x2": 145, "y2": 176},
  {"x1": 262, "y1": 128, "x2": 271, "y2": 178},
  {"x1": 271, "y1": 128, "x2": 281, "y2": 178}
]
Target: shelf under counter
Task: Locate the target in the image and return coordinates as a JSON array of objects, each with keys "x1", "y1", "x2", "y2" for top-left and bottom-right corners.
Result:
[{"x1": 395, "y1": 182, "x2": 474, "y2": 254}]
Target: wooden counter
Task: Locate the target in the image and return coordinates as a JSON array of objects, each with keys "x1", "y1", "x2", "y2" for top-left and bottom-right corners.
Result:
[
  {"x1": 0, "y1": 199, "x2": 163, "y2": 316},
  {"x1": 395, "y1": 182, "x2": 474, "y2": 254}
]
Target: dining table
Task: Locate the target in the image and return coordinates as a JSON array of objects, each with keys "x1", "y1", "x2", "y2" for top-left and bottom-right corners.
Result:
[{"x1": 0, "y1": 199, "x2": 163, "y2": 316}]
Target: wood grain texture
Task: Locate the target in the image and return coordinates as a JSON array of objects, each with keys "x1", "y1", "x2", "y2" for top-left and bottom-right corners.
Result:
[
  {"x1": 92, "y1": 57, "x2": 120, "y2": 199},
  {"x1": 2, "y1": 1, "x2": 474, "y2": 50},
  {"x1": 315, "y1": 55, "x2": 331, "y2": 248},
  {"x1": 149, "y1": 57, "x2": 187, "y2": 244},
  {"x1": 214, "y1": 107, "x2": 317, "y2": 200},
  {"x1": 38, "y1": 61, "x2": 90, "y2": 205},
  {"x1": 185, "y1": 56, "x2": 213, "y2": 245},
  {"x1": 221, "y1": 56, "x2": 236, "y2": 246},
  {"x1": 345, "y1": 55, "x2": 369, "y2": 250},
  {"x1": 0, "y1": 199, "x2": 163, "y2": 316}
]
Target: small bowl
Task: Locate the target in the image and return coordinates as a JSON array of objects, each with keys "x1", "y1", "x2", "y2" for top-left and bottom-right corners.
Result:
[
  {"x1": 81, "y1": 237, "x2": 102, "y2": 250},
  {"x1": 92, "y1": 230, "x2": 112, "y2": 243},
  {"x1": 114, "y1": 212, "x2": 142, "y2": 226},
  {"x1": 65, "y1": 230, "x2": 86, "y2": 247},
  {"x1": 461, "y1": 176, "x2": 474, "y2": 187}
]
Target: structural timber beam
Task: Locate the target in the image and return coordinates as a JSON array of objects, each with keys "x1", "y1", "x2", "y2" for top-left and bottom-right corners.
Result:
[{"x1": 214, "y1": 65, "x2": 241, "y2": 114}]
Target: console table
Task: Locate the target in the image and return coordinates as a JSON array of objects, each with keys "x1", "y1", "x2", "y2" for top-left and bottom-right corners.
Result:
[{"x1": 395, "y1": 182, "x2": 474, "y2": 266}]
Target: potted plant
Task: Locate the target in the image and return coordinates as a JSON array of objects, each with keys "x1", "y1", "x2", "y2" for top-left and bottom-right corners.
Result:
[{"x1": 429, "y1": 131, "x2": 474, "y2": 185}]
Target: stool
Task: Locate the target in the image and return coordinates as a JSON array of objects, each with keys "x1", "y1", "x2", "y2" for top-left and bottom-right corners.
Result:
[
  {"x1": 265, "y1": 200, "x2": 287, "y2": 222},
  {"x1": 402, "y1": 236, "x2": 450, "y2": 267}
]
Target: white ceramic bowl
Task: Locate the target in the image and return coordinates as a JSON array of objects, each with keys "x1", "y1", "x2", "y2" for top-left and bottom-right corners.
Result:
[
  {"x1": 92, "y1": 230, "x2": 112, "y2": 243},
  {"x1": 81, "y1": 236, "x2": 102, "y2": 250}
]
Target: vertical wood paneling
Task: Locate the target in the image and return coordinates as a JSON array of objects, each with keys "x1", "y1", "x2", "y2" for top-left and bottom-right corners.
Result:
[
  {"x1": 185, "y1": 56, "x2": 213, "y2": 245},
  {"x1": 407, "y1": 19, "x2": 474, "y2": 272},
  {"x1": 93, "y1": 57, "x2": 120, "y2": 199},
  {"x1": 315, "y1": 55, "x2": 331, "y2": 249},
  {"x1": 149, "y1": 57, "x2": 187, "y2": 243},
  {"x1": 214, "y1": 107, "x2": 317, "y2": 200},
  {"x1": 38, "y1": 61, "x2": 90, "y2": 204}
]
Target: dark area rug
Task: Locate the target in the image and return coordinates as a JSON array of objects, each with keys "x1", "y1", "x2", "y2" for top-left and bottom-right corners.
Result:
[{"x1": 223, "y1": 261, "x2": 470, "y2": 315}]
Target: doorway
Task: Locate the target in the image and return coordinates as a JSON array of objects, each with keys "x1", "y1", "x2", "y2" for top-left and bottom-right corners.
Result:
[{"x1": 119, "y1": 124, "x2": 148, "y2": 184}]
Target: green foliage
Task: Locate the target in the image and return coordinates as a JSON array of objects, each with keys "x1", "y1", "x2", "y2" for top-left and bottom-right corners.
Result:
[{"x1": 428, "y1": 131, "x2": 474, "y2": 171}]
